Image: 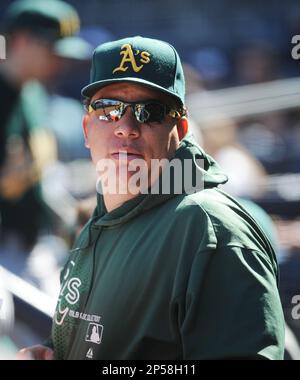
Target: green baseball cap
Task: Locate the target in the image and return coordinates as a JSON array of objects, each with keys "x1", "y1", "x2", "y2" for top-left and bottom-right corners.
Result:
[
  {"x1": 81, "y1": 36, "x2": 185, "y2": 105},
  {"x1": 3, "y1": 0, "x2": 91, "y2": 60}
]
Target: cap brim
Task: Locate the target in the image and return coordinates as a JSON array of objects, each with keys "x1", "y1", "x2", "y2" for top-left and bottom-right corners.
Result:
[
  {"x1": 81, "y1": 77, "x2": 183, "y2": 105},
  {"x1": 53, "y1": 36, "x2": 93, "y2": 60}
]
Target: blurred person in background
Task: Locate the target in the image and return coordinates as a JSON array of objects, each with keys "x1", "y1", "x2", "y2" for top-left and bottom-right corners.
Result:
[
  {"x1": 199, "y1": 116, "x2": 267, "y2": 199},
  {"x1": 234, "y1": 43, "x2": 280, "y2": 86},
  {"x1": 0, "y1": 0, "x2": 86, "y2": 265},
  {"x1": 0, "y1": 0, "x2": 98, "y2": 352}
]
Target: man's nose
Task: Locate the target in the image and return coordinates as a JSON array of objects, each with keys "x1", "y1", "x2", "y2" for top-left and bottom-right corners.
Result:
[{"x1": 113, "y1": 107, "x2": 141, "y2": 139}]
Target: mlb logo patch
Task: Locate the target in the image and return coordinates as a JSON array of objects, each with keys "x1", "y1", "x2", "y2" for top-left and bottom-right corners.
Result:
[{"x1": 85, "y1": 322, "x2": 103, "y2": 344}]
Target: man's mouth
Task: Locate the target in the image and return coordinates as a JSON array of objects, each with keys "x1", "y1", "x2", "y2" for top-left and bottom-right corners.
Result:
[{"x1": 111, "y1": 150, "x2": 144, "y2": 162}]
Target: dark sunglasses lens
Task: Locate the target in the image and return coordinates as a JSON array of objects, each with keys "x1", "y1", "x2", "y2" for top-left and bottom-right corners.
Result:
[
  {"x1": 93, "y1": 100, "x2": 123, "y2": 121},
  {"x1": 91, "y1": 100, "x2": 167, "y2": 123},
  {"x1": 136, "y1": 103, "x2": 165, "y2": 123}
]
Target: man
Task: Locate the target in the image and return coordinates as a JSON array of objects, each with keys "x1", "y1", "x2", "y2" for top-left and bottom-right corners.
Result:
[{"x1": 17, "y1": 36, "x2": 285, "y2": 360}]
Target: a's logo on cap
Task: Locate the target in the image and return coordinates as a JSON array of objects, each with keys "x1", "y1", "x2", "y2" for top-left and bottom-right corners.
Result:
[{"x1": 113, "y1": 43, "x2": 151, "y2": 74}]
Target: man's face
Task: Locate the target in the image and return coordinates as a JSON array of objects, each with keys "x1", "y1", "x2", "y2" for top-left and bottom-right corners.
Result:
[
  {"x1": 83, "y1": 82, "x2": 185, "y2": 194},
  {"x1": 11, "y1": 33, "x2": 63, "y2": 83}
]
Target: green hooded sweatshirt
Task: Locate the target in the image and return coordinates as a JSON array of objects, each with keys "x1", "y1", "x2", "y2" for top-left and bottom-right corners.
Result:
[{"x1": 51, "y1": 133, "x2": 284, "y2": 360}]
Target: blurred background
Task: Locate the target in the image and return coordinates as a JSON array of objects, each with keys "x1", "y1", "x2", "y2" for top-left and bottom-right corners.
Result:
[{"x1": 0, "y1": 0, "x2": 300, "y2": 360}]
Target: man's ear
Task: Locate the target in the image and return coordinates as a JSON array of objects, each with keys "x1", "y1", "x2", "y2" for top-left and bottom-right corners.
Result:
[
  {"x1": 82, "y1": 114, "x2": 90, "y2": 148},
  {"x1": 177, "y1": 117, "x2": 189, "y2": 141}
]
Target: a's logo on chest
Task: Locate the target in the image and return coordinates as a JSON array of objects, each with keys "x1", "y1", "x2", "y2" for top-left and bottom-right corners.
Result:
[
  {"x1": 64, "y1": 277, "x2": 81, "y2": 305},
  {"x1": 54, "y1": 260, "x2": 82, "y2": 325}
]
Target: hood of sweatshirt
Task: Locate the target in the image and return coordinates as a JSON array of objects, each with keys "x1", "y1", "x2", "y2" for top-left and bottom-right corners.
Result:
[{"x1": 93, "y1": 132, "x2": 228, "y2": 227}]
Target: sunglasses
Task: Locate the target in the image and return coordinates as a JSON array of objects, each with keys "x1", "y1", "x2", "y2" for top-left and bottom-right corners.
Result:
[{"x1": 84, "y1": 98, "x2": 185, "y2": 124}]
